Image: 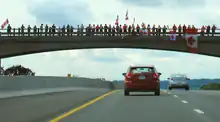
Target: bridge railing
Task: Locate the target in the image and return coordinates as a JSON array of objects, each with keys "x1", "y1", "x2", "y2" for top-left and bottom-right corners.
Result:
[{"x1": 1, "y1": 28, "x2": 220, "y2": 37}]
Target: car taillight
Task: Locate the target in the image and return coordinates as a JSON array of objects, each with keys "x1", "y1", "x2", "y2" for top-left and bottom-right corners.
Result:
[
  {"x1": 171, "y1": 78, "x2": 174, "y2": 80},
  {"x1": 126, "y1": 72, "x2": 132, "y2": 81},
  {"x1": 153, "y1": 73, "x2": 158, "y2": 80}
]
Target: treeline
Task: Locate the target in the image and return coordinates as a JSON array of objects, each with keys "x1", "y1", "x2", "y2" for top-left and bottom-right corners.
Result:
[{"x1": 0, "y1": 65, "x2": 35, "y2": 76}]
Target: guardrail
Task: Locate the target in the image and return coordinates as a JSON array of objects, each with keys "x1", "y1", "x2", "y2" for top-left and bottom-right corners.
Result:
[
  {"x1": 1, "y1": 28, "x2": 220, "y2": 37},
  {"x1": 0, "y1": 76, "x2": 123, "y2": 91}
]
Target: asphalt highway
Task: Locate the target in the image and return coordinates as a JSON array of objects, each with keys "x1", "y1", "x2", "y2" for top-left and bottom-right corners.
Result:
[
  {"x1": 1, "y1": 89, "x2": 220, "y2": 122},
  {"x1": 0, "y1": 89, "x2": 111, "y2": 122},
  {"x1": 55, "y1": 90, "x2": 220, "y2": 122}
]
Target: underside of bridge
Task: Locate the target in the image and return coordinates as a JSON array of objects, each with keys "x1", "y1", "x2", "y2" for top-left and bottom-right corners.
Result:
[{"x1": 0, "y1": 36, "x2": 220, "y2": 58}]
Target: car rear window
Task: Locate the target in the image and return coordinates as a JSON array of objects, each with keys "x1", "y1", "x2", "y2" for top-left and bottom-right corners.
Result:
[
  {"x1": 130, "y1": 67, "x2": 154, "y2": 74},
  {"x1": 172, "y1": 77, "x2": 186, "y2": 81}
]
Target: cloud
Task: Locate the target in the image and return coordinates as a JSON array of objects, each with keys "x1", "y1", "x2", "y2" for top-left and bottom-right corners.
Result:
[
  {"x1": 120, "y1": 0, "x2": 163, "y2": 7},
  {"x1": 175, "y1": 0, "x2": 206, "y2": 7},
  {"x1": 119, "y1": 0, "x2": 206, "y2": 8},
  {"x1": 27, "y1": 0, "x2": 94, "y2": 26}
]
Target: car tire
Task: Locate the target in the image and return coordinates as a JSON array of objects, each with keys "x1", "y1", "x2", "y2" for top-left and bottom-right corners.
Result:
[
  {"x1": 185, "y1": 87, "x2": 189, "y2": 91},
  {"x1": 124, "y1": 89, "x2": 129, "y2": 96},
  {"x1": 155, "y1": 89, "x2": 160, "y2": 96},
  {"x1": 168, "y1": 87, "x2": 172, "y2": 90}
]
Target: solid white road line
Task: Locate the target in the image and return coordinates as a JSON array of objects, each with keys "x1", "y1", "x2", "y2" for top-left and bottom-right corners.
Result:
[
  {"x1": 194, "y1": 109, "x2": 204, "y2": 114},
  {"x1": 181, "y1": 100, "x2": 188, "y2": 103},
  {"x1": 173, "y1": 95, "x2": 178, "y2": 98}
]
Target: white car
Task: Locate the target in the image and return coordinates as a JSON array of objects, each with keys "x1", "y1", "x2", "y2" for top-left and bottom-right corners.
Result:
[{"x1": 168, "y1": 74, "x2": 190, "y2": 90}]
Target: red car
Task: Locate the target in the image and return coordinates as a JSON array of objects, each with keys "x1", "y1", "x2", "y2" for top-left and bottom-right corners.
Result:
[{"x1": 122, "y1": 65, "x2": 161, "y2": 96}]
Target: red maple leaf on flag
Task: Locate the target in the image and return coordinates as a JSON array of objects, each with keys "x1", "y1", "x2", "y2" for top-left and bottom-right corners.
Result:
[
  {"x1": 171, "y1": 34, "x2": 174, "y2": 40},
  {"x1": 188, "y1": 36, "x2": 195, "y2": 45}
]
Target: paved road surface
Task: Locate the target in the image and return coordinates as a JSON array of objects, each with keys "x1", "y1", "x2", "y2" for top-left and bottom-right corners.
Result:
[
  {"x1": 0, "y1": 89, "x2": 110, "y2": 122},
  {"x1": 57, "y1": 90, "x2": 220, "y2": 122},
  {"x1": 1, "y1": 89, "x2": 220, "y2": 122}
]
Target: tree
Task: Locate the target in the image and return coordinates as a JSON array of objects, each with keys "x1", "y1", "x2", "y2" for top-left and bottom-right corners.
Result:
[
  {"x1": 0, "y1": 67, "x2": 4, "y2": 75},
  {"x1": 4, "y1": 65, "x2": 35, "y2": 76}
]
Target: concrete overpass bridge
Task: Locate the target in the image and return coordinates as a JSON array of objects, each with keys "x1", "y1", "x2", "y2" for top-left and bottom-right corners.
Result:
[
  {"x1": 0, "y1": 28, "x2": 220, "y2": 58},
  {"x1": 1, "y1": 27, "x2": 220, "y2": 122}
]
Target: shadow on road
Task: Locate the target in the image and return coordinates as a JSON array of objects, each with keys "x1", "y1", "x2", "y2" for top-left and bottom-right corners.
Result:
[
  {"x1": 129, "y1": 94, "x2": 155, "y2": 96},
  {"x1": 128, "y1": 92, "x2": 170, "y2": 96}
]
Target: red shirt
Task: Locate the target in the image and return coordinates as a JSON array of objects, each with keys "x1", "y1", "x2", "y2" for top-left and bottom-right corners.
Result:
[{"x1": 123, "y1": 25, "x2": 127, "y2": 29}]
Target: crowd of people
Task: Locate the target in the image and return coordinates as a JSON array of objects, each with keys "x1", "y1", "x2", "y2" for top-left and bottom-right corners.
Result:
[{"x1": 1, "y1": 23, "x2": 218, "y2": 37}]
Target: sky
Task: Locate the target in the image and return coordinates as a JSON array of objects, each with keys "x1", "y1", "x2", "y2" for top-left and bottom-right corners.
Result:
[{"x1": 1, "y1": 0, "x2": 220, "y2": 81}]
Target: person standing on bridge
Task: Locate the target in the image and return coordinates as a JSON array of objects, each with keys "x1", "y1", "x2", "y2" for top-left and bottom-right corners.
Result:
[
  {"x1": 178, "y1": 24, "x2": 182, "y2": 36},
  {"x1": 88, "y1": 24, "x2": 92, "y2": 36},
  {"x1": 140, "y1": 22, "x2": 146, "y2": 36},
  {"x1": 131, "y1": 24, "x2": 135, "y2": 36},
  {"x1": 155, "y1": 25, "x2": 159, "y2": 36},
  {"x1": 206, "y1": 25, "x2": 210, "y2": 36},
  {"x1": 152, "y1": 25, "x2": 156, "y2": 36},
  {"x1": 95, "y1": 24, "x2": 99, "y2": 36},
  {"x1": 52, "y1": 24, "x2": 56, "y2": 36},
  {"x1": 7, "y1": 24, "x2": 11, "y2": 36},
  {"x1": 212, "y1": 25, "x2": 216, "y2": 36},
  {"x1": 33, "y1": 25, "x2": 37, "y2": 36},
  {"x1": 100, "y1": 24, "x2": 103, "y2": 36},
  {"x1": 80, "y1": 24, "x2": 84, "y2": 36},
  {"x1": 112, "y1": 26, "x2": 116, "y2": 36},
  {"x1": 119, "y1": 25, "x2": 122, "y2": 36},
  {"x1": 123, "y1": 24, "x2": 127, "y2": 36},
  {"x1": 58, "y1": 27, "x2": 61, "y2": 36},
  {"x1": 111, "y1": 25, "x2": 115, "y2": 36},
  {"x1": 172, "y1": 24, "x2": 177, "y2": 33},
  {"x1": 67, "y1": 24, "x2": 70, "y2": 36},
  {"x1": 40, "y1": 24, "x2": 43, "y2": 36},
  {"x1": 157, "y1": 25, "x2": 161, "y2": 36},
  {"x1": 108, "y1": 24, "x2": 112, "y2": 36},
  {"x1": 128, "y1": 25, "x2": 132, "y2": 36},
  {"x1": 104, "y1": 24, "x2": 108, "y2": 36},
  {"x1": 116, "y1": 24, "x2": 119, "y2": 36},
  {"x1": 162, "y1": 25, "x2": 167, "y2": 36},
  {"x1": 188, "y1": 25, "x2": 191, "y2": 29},
  {"x1": 183, "y1": 24, "x2": 186, "y2": 36},
  {"x1": 201, "y1": 25, "x2": 205, "y2": 36},
  {"x1": 77, "y1": 25, "x2": 80, "y2": 36},
  {"x1": 136, "y1": 24, "x2": 140, "y2": 35},
  {"x1": 70, "y1": 25, "x2": 74, "y2": 36},
  {"x1": 90, "y1": 24, "x2": 94, "y2": 36},
  {"x1": 62, "y1": 25, "x2": 65, "y2": 36},
  {"x1": 49, "y1": 27, "x2": 52, "y2": 36},
  {"x1": 45, "y1": 24, "x2": 48, "y2": 36},
  {"x1": 27, "y1": 25, "x2": 31, "y2": 36},
  {"x1": 192, "y1": 25, "x2": 196, "y2": 30},
  {"x1": 21, "y1": 24, "x2": 25, "y2": 36},
  {"x1": 147, "y1": 24, "x2": 151, "y2": 36}
]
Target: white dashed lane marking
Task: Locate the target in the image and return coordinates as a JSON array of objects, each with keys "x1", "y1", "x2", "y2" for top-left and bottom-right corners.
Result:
[
  {"x1": 194, "y1": 109, "x2": 204, "y2": 114},
  {"x1": 170, "y1": 92, "x2": 205, "y2": 115},
  {"x1": 181, "y1": 100, "x2": 188, "y2": 103}
]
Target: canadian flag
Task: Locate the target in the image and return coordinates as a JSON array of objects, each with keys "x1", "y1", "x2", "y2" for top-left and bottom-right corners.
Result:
[
  {"x1": 115, "y1": 15, "x2": 119, "y2": 25},
  {"x1": 170, "y1": 30, "x2": 176, "y2": 41},
  {"x1": 125, "y1": 9, "x2": 128, "y2": 20},
  {"x1": 185, "y1": 29, "x2": 199, "y2": 53},
  {"x1": 140, "y1": 29, "x2": 151, "y2": 36},
  {"x1": 1, "y1": 18, "x2": 9, "y2": 29}
]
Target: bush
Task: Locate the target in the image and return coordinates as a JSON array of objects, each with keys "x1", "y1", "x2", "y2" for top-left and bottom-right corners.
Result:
[{"x1": 200, "y1": 83, "x2": 220, "y2": 90}]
